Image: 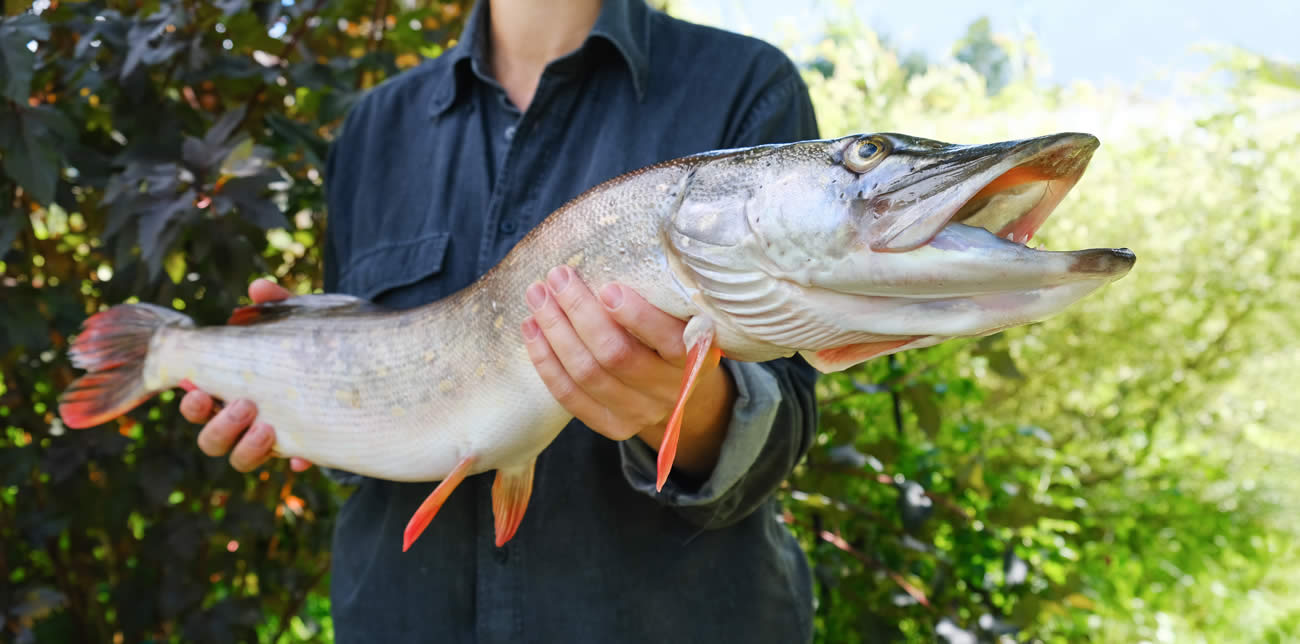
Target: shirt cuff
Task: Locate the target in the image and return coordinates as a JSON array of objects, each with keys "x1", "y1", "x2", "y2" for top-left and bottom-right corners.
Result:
[{"x1": 619, "y1": 358, "x2": 782, "y2": 509}]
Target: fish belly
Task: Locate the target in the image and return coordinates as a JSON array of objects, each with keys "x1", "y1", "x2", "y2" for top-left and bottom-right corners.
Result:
[{"x1": 146, "y1": 322, "x2": 570, "y2": 481}]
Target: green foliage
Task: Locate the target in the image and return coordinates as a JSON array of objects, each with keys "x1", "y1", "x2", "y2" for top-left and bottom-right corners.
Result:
[
  {"x1": 0, "y1": 1, "x2": 469, "y2": 641},
  {"x1": 2, "y1": 4, "x2": 1297, "y2": 643}
]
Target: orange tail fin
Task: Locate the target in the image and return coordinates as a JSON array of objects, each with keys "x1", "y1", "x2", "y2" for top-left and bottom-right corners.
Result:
[{"x1": 59, "y1": 303, "x2": 191, "y2": 429}]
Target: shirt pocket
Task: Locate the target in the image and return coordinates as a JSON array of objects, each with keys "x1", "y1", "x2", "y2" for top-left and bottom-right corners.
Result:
[{"x1": 336, "y1": 231, "x2": 452, "y2": 309}]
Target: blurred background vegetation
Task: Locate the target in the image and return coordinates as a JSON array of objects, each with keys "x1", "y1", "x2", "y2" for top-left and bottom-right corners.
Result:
[{"x1": 1, "y1": 0, "x2": 1296, "y2": 642}]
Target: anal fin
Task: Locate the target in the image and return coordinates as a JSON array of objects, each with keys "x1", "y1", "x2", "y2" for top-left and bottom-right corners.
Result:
[
  {"x1": 491, "y1": 459, "x2": 537, "y2": 547},
  {"x1": 403, "y1": 454, "x2": 477, "y2": 552},
  {"x1": 657, "y1": 317, "x2": 721, "y2": 492}
]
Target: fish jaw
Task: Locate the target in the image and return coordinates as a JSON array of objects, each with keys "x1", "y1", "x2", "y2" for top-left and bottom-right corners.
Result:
[{"x1": 855, "y1": 132, "x2": 1101, "y2": 252}]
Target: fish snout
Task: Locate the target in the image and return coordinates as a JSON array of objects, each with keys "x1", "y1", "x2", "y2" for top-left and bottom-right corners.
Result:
[{"x1": 1069, "y1": 247, "x2": 1137, "y2": 276}]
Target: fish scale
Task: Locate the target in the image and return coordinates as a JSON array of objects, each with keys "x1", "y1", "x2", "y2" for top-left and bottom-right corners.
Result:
[{"x1": 58, "y1": 132, "x2": 1135, "y2": 550}]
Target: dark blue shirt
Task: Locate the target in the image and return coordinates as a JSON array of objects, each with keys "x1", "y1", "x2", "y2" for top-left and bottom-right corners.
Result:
[{"x1": 323, "y1": 1, "x2": 820, "y2": 641}]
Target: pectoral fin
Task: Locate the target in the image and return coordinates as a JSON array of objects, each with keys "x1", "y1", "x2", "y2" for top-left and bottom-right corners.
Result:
[
  {"x1": 799, "y1": 337, "x2": 924, "y2": 373},
  {"x1": 403, "y1": 454, "x2": 477, "y2": 552},
  {"x1": 657, "y1": 316, "x2": 722, "y2": 492},
  {"x1": 491, "y1": 459, "x2": 537, "y2": 547}
]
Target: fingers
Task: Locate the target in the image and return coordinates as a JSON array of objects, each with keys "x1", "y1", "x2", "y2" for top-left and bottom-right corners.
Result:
[
  {"x1": 522, "y1": 318, "x2": 633, "y2": 437},
  {"x1": 179, "y1": 390, "x2": 215, "y2": 423},
  {"x1": 249, "y1": 278, "x2": 292, "y2": 303},
  {"x1": 597, "y1": 283, "x2": 688, "y2": 365},
  {"x1": 228, "y1": 421, "x2": 276, "y2": 472},
  {"x1": 525, "y1": 280, "x2": 666, "y2": 423},
  {"x1": 196, "y1": 399, "x2": 255, "y2": 457},
  {"x1": 540, "y1": 267, "x2": 675, "y2": 384},
  {"x1": 187, "y1": 394, "x2": 299, "y2": 472},
  {"x1": 195, "y1": 398, "x2": 273, "y2": 471}
]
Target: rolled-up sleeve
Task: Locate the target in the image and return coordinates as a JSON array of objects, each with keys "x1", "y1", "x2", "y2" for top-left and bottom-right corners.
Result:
[
  {"x1": 620, "y1": 356, "x2": 817, "y2": 527},
  {"x1": 619, "y1": 58, "x2": 822, "y2": 528}
]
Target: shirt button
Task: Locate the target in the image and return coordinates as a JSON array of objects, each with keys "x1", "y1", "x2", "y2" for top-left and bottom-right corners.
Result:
[
  {"x1": 493, "y1": 546, "x2": 509, "y2": 564},
  {"x1": 504, "y1": 125, "x2": 516, "y2": 141},
  {"x1": 499, "y1": 220, "x2": 517, "y2": 234}
]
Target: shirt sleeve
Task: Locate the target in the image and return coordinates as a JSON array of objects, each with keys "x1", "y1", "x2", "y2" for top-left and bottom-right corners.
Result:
[{"x1": 617, "y1": 61, "x2": 822, "y2": 528}]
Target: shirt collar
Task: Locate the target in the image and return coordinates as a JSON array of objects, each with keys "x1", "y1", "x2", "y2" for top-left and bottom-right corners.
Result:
[{"x1": 428, "y1": 0, "x2": 652, "y2": 118}]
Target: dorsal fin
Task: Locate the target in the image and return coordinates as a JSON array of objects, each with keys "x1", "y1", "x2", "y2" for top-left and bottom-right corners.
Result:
[{"x1": 227, "y1": 294, "x2": 378, "y2": 326}]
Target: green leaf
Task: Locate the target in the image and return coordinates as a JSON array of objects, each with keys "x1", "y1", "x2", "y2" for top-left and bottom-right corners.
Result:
[
  {"x1": 0, "y1": 107, "x2": 61, "y2": 205},
  {"x1": 903, "y1": 384, "x2": 942, "y2": 437},
  {"x1": 138, "y1": 189, "x2": 195, "y2": 276},
  {"x1": 985, "y1": 348, "x2": 1023, "y2": 380},
  {"x1": 0, "y1": 182, "x2": 21, "y2": 252},
  {"x1": 0, "y1": 14, "x2": 47, "y2": 103}
]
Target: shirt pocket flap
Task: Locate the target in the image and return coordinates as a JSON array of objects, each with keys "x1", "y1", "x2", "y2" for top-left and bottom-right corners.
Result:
[{"x1": 337, "y1": 232, "x2": 452, "y2": 301}]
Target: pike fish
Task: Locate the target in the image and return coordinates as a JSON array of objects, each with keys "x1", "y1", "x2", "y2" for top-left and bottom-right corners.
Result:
[{"x1": 59, "y1": 132, "x2": 1135, "y2": 550}]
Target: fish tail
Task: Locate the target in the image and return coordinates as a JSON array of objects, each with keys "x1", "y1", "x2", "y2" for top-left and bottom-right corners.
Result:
[{"x1": 59, "y1": 303, "x2": 193, "y2": 429}]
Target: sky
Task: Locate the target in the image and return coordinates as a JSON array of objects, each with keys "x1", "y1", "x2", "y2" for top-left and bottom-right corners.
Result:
[{"x1": 687, "y1": 0, "x2": 1299, "y2": 90}]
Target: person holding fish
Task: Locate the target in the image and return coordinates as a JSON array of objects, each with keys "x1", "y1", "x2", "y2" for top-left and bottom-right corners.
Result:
[
  {"x1": 62, "y1": 0, "x2": 1133, "y2": 640},
  {"x1": 178, "y1": 0, "x2": 822, "y2": 640}
]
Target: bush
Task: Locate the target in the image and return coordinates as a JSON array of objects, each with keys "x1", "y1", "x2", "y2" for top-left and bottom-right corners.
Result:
[{"x1": 1, "y1": 1, "x2": 469, "y2": 641}]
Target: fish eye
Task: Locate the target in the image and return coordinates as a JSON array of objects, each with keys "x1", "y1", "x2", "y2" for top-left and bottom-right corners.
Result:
[{"x1": 844, "y1": 137, "x2": 888, "y2": 173}]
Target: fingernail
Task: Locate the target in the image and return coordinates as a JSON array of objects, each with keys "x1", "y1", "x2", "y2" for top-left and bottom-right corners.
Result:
[
  {"x1": 526, "y1": 283, "x2": 547, "y2": 309},
  {"x1": 521, "y1": 318, "x2": 540, "y2": 340},
  {"x1": 229, "y1": 399, "x2": 254, "y2": 421},
  {"x1": 599, "y1": 284, "x2": 623, "y2": 310},
  {"x1": 250, "y1": 423, "x2": 274, "y2": 447},
  {"x1": 547, "y1": 266, "x2": 570, "y2": 292}
]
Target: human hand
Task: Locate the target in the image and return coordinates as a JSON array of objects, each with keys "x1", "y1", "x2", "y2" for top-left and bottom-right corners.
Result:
[
  {"x1": 521, "y1": 265, "x2": 736, "y2": 474},
  {"x1": 179, "y1": 278, "x2": 312, "y2": 473}
]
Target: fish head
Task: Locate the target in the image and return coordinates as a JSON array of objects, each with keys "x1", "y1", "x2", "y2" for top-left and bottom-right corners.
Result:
[{"x1": 666, "y1": 132, "x2": 1136, "y2": 370}]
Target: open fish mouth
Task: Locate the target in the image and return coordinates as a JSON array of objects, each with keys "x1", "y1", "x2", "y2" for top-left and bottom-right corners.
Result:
[
  {"x1": 949, "y1": 144, "x2": 1091, "y2": 247},
  {"x1": 913, "y1": 132, "x2": 1136, "y2": 276}
]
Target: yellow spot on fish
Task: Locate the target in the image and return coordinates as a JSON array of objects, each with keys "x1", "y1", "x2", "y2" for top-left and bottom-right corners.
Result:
[
  {"x1": 598, "y1": 214, "x2": 619, "y2": 226},
  {"x1": 475, "y1": 363, "x2": 487, "y2": 379},
  {"x1": 494, "y1": 315, "x2": 504, "y2": 330},
  {"x1": 334, "y1": 388, "x2": 361, "y2": 408},
  {"x1": 439, "y1": 379, "x2": 455, "y2": 393},
  {"x1": 471, "y1": 302, "x2": 481, "y2": 314},
  {"x1": 377, "y1": 366, "x2": 389, "y2": 377},
  {"x1": 240, "y1": 370, "x2": 255, "y2": 383},
  {"x1": 423, "y1": 350, "x2": 437, "y2": 363},
  {"x1": 566, "y1": 252, "x2": 584, "y2": 267},
  {"x1": 391, "y1": 406, "x2": 406, "y2": 417},
  {"x1": 286, "y1": 387, "x2": 300, "y2": 401}
]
